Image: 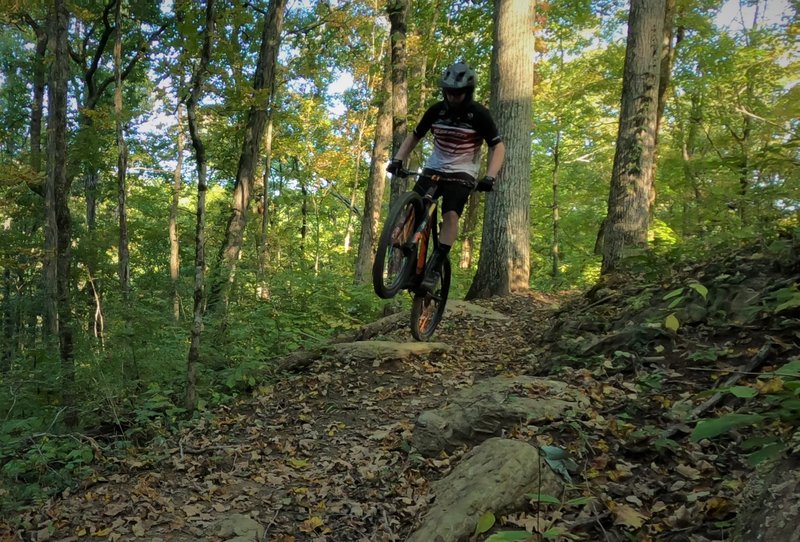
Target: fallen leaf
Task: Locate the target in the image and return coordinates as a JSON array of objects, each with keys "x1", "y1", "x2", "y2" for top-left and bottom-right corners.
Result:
[
  {"x1": 675, "y1": 464, "x2": 701, "y2": 480},
  {"x1": 610, "y1": 502, "x2": 648, "y2": 529},
  {"x1": 299, "y1": 516, "x2": 324, "y2": 533}
]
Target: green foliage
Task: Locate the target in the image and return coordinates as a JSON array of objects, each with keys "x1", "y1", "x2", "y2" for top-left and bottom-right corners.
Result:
[
  {"x1": 691, "y1": 357, "x2": 800, "y2": 465},
  {"x1": 0, "y1": 416, "x2": 95, "y2": 514}
]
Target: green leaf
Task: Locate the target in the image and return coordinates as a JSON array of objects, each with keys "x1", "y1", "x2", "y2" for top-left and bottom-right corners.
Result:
[
  {"x1": 474, "y1": 511, "x2": 496, "y2": 535},
  {"x1": 747, "y1": 442, "x2": 785, "y2": 466},
  {"x1": 663, "y1": 287, "x2": 685, "y2": 300},
  {"x1": 540, "y1": 445, "x2": 567, "y2": 460},
  {"x1": 485, "y1": 532, "x2": 534, "y2": 542},
  {"x1": 688, "y1": 282, "x2": 709, "y2": 300},
  {"x1": 565, "y1": 496, "x2": 595, "y2": 506},
  {"x1": 665, "y1": 313, "x2": 680, "y2": 331},
  {"x1": 543, "y1": 527, "x2": 568, "y2": 539},
  {"x1": 528, "y1": 493, "x2": 561, "y2": 505},
  {"x1": 729, "y1": 386, "x2": 758, "y2": 398},
  {"x1": 690, "y1": 413, "x2": 765, "y2": 441},
  {"x1": 773, "y1": 359, "x2": 800, "y2": 378}
]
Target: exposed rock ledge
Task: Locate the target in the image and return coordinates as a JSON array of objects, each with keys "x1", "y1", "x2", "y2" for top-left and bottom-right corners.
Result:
[
  {"x1": 406, "y1": 438, "x2": 562, "y2": 542},
  {"x1": 412, "y1": 375, "x2": 589, "y2": 457}
]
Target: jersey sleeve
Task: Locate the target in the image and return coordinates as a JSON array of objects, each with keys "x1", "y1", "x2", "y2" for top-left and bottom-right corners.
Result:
[{"x1": 412, "y1": 103, "x2": 442, "y2": 139}]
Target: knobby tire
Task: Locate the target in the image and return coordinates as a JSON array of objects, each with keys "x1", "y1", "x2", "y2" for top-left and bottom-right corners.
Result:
[
  {"x1": 373, "y1": 192, "x2": 423, "y2": 299},
  {"x1": 410, "y1": 257, "x2": 451, "y2": 341}
]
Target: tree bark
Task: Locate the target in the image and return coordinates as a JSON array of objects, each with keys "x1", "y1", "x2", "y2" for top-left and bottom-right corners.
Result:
[
  {"x1": 649, "y1": 0, "x2": 681, "y2": 214},
  {"x1": 466, "y1": 0, "x2": 535, "y2": 299},
  {"x1": 458, "y1": 192, "x2": 480, "y2": 270},
  {"x1": 387, "y1": 0, "x2": 409, "y2": 205},
  {"x1": 551, "y1": 127, "x2": 561, "y2": 279},
  {"x1": 185, "y1": 0, "x2": 216, "y2": 415},
  {"x1": 207, "y1": 0, "x2": 287, "y2": 314},
  {"x1": 601, "y1": 0, "x2": 665, "y2": 275},
  {"x1": 355, "y1": 51, "x2": 392, "y2": 284},
  {"x1": 47, "y1": 0, "x2": 77, "y2": 428},
  {"x1": 171, "y1": 104, "x2": 184, "y2": 320}
]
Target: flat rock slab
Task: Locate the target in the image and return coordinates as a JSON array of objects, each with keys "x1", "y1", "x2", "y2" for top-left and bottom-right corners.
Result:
[
  {"x1": 215, "y1": 514, "x2": 264, "y2": 542},
  {"x1": 412, "y1": 376, "x2": 588, "y2": 457},
  {"x1": 446, "y1": 300, "x2": 510, "y2": 321},
  {"x1": 406, "y1": 437, "x2": 562, "y2": 542},
  {"x1": 330, "y1": 340, "x2": 451, "y2": 360}
]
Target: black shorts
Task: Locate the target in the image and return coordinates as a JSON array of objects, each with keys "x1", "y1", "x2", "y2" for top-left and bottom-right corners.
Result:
[{"x1": 412, "y1": 169, "x2": 475, "y2": 216}]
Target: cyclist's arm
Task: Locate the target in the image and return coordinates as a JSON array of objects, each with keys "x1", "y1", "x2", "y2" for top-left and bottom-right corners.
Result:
[
  {"x1": 393, "y1": 133, "x2": 421, "y2": 162},
  {"x1": 486, "y1": 140, "x2": 505, "y2": 179}
]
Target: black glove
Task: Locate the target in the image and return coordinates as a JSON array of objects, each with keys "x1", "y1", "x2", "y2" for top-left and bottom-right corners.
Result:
[
  {"x1": 386, "y1": 159, "x2": 403, "y2": 176},
  {"x1": 476, "y1": 175, "x2": 495, "y2": 192}
]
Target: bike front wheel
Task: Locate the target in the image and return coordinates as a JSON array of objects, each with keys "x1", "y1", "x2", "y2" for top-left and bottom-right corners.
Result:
[
  {"x1": 373, "y1": 192, "x2": 424, "y2": 299},
  {"x1": 410, "y1": 257, "x2": 451, "y2": 341}
]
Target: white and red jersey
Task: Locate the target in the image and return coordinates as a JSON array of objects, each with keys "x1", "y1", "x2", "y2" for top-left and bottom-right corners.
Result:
[{"x1": 413, "y1": 101, "x2": 502, "y2": 181}]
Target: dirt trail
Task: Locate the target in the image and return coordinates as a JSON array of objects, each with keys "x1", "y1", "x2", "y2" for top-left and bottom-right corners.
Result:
[{"x1": 11, "y1": 294, "x2": 559, "y2": 542}]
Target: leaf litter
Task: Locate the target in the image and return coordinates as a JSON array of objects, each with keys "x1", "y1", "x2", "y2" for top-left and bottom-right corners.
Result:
[{"x1": 3, "y1": 244, "x2": 800, "y2": 541}]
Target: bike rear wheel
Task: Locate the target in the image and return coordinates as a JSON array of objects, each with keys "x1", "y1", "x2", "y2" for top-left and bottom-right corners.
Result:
[
  {"x1": 410, "y1": 258, "x2": 451, "y2": 341},
  {"x1": 373, "y1": 192, "x2": 423, "y2": 299}
]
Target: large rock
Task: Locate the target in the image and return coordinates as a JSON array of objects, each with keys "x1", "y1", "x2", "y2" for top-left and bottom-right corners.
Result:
[
  {"x1": 406, "y1": 438, "x2": 562, "y2": 542},
  {"x1": 732, "y1": 455, "x2": 800, "y2": 542},
  {"x1": 445, "y1": 300, "x2": 511, "y2": 321},
  {"x1": 215, "y1": 514, "x2": 265, "y2": 542},
  {"x1": 411, "y1": 376, "x2": 588, "y2": 457}
]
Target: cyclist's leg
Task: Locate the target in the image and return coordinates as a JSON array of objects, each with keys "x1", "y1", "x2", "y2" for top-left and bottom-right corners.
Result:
[{"x1": 421, "y1": 180, "x2": 472, "y2": 290}]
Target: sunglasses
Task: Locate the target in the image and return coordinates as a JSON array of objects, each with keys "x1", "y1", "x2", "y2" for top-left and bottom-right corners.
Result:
[{"x1": 444, "y1": 88, "x2": 467, "y2": 97}]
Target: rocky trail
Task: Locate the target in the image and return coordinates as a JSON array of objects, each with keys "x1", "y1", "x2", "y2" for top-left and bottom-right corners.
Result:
[{"x1": 5, "y1": 243, "x2": 800, "y2": 542}]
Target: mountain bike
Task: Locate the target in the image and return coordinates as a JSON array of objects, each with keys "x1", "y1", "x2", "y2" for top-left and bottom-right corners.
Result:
[{"x1": 372, "y1": 170, "x2": 454, "y2": 341}]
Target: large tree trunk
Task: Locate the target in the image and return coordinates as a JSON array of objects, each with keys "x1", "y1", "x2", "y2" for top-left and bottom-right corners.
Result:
[
  {"x1": 185, "y1": 0, "x2": 216, "y2": 415},
  {"x1": 355, "y1": 52, "x2": 392, "y2": 284},
  {"x1": 466, "y1": 0, "x2": 535, "y2": 299},
  {"x1": 47, "y1": 0, "x2": 77, "y2": 428},
  {"x1": 387, "y1": 0, "x2": 409, "y2": 206},
  {"x1": 601, "y1": 0, "x2": 665, "y2": 275},
  {"x1": 171, "y1": 104, "x2": 184, "y2": 320},
  {"x1": 206, "y1": 0, "x2": 287, "y2": 314},
  {"x1": 114, "y1": 0, "x2": 130, "y2": 296}
]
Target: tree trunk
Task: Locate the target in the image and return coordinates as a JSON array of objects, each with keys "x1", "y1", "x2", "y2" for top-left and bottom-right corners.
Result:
[
  {"x1": 355, "y1": 52, "x2": 392, "y2": 284},
  {"x1": 47, "y1": 0, "x2": 77, "y2": 428},
  {"x1": 459, "y1": 192, "x2": 480, "y2": 270},
  {"x1": 25, "y1": 18, "x2": 54, "y2": 336},
  {"x1": 171, "y1": 104, "x2": 184, "y2": 320},
  {"x1": 466, "y1": 0, "x2": 535, "y2": 299},
  {"x1": 206, "y1": 0, "x2": 287, "y2": 314},
  {"x1": 29, "y1": 19, "x2": 47, "y2": 192},
  {"x1": 551, "y1": 127, "x2": 561, "y2": 279},
  {"x1": 114, "y1": 0, "x2": 130, "y2": 297},
  {"x1": 649, "y1": 0, "x2": 681, "y2": 214},
  {"x1": 185, "y1": 0, "x2": 216, "y2": 415},
  {"x1": 258, "y1": 115, "x2": 274, "y2": 288},
  {"x1": 601, "y1": 0, "x2": 665, "y2": 275},
  {"x1": 387, "y1": 0, "x2": 409, "y2": 205}
]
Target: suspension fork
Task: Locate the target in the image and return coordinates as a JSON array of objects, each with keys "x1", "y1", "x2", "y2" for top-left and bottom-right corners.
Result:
[{"x1": 414, "y1": 200, "x2": 438, "y2": 274}]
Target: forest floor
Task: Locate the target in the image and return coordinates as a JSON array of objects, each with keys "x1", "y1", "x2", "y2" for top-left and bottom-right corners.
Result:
[{"x1": 3, "y1": 243, "x2": 800, "y2": 542}]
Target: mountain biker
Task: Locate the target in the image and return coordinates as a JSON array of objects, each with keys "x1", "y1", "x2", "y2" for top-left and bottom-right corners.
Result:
[{"x1": 386, "y1": 61, "x2": 506, "y2": 291}]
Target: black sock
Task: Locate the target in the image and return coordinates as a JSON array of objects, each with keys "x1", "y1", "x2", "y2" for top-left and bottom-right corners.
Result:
[{"x1": 431, "y1": 243, "x2": 451, "y2": 271}]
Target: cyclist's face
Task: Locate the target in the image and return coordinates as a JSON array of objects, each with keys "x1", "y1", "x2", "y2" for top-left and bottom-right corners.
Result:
[{"x1": 444, "y1": 88, "x2": 466, "y2": 105}]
